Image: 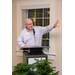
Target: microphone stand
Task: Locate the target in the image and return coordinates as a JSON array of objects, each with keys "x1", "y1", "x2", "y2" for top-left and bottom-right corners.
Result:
[{"x1": 33, "y1": 29, "x2": 37, "y2": 46}]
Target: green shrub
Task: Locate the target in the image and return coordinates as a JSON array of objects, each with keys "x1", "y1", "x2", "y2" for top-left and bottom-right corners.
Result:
[{"x1": 12, "y1": 59, "x2": 59, "y2": 75}]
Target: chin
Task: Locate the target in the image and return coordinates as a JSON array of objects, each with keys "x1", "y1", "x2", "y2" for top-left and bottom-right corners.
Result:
[{"x1": 30, "y1": 27, "x2": 33, "y2": 30}]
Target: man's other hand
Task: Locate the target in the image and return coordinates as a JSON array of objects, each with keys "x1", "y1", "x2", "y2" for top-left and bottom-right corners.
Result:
[{"x1": 24, "y1": 44, "x2": 28, "y2": 47}]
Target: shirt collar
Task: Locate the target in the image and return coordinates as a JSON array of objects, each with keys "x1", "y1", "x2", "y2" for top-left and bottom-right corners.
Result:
[{"x1": 25, "y1": 27, "x2": 33, "y2": 32}]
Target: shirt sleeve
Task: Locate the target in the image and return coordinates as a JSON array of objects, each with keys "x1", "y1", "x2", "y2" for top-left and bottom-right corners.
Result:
[
  {"x1": 17, "y1": 32, "x2": 25, "y2": 47},
  {"x1": 39, "y1": 24, "x2": 54, "y2": 35}
]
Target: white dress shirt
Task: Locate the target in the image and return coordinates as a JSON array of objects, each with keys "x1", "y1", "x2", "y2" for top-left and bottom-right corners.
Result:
[{"x1": 17, "y1": 24, "x2": 54, "y2": 47}]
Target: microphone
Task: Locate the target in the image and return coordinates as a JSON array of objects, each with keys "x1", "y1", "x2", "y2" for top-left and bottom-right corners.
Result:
[
  {"x1": 33, "y1": 28, "x2": 36, "y2": 46},
  {"x1": 33, "y1": 28, "x2": 35, "y2": 35}
]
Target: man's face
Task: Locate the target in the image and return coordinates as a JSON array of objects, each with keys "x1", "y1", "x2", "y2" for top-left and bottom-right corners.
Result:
[{"x1": 25, "y1": 19, "x2": 33, "y2": 30}]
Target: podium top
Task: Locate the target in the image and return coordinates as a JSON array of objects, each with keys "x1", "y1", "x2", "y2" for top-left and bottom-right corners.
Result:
[{"x1": 20, "y1": 46, "x2": 50, "y2": 50}]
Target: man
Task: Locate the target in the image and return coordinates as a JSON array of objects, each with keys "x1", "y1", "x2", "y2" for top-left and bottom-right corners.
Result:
[{"x1": 17, "y1": 18, "x2": 59, "y2": 47}]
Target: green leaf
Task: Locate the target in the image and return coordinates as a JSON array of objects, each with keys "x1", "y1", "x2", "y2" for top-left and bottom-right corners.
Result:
[
  {"x1": 22, "y1": 72, "x2": 28, "y2": 75},
  {"x1": 52, "y1": 71, "x2": 59, "y2": 75}
]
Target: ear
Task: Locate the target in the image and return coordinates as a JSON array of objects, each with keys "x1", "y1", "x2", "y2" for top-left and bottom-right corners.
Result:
[{"x1": 25, "y1": 24, "x2": 26, "y2": 26}]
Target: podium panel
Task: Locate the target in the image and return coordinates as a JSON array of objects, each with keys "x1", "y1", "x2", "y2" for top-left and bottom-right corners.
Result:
[{"x1": 23, "y1": 52, "x2": 48, "y2": 64}]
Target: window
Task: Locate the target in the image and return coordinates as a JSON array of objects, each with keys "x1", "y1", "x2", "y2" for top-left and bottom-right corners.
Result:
[{"x1": 22, "y1": 8, "x2": 50, "y2": 46}]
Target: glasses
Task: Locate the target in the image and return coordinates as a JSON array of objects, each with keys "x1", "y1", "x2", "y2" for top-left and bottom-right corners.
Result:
[{"x1": 26, "y1": 23, "x2": 33, "y2": 25}]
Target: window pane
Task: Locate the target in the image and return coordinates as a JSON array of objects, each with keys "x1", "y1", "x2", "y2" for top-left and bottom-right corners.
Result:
[
  {"x1": 43, "y1": 33, "x2": 48, "y2": 38},
  {"x1": 44, "y1": 19, "x2": 49, "y2": 26},
  {"x1": 44, "y1": 8, "x2": 50, "y2": 17},
  {"x1": 28, "y1": 9, "x2": 35, "y2": 18},
  {"x1": 42, "y1": 40, "x2": 49, "y2": 46},
  {"x1": 31, "y1": 19, "x2": 35, "y2": 26},
  {"x1": 46, "y1": 40, "x2": 49, "y2": 46},
  {"x1": 36, "y1": 9, "x2": 43, "y2": 18},
  {"x1": 36, "y1": 19, "x2": 42, "y2": 26},
  {"x1": 43, "y1": 33, "x2": 49, "y2": 38}
]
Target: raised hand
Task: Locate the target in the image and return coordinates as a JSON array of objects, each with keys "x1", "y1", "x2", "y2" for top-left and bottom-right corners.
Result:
[{"x1": 53, "y1": 20, "x2": 59, "y2": 28}]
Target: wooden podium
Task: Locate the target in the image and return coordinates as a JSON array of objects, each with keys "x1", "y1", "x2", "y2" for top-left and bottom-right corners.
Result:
[{"x1": 20, "y1": 46, "x2": 50, "y2": 64}]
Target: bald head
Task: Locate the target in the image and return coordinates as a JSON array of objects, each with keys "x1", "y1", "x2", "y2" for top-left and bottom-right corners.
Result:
[
  {"x1": 25, "y1": 18, "x2": 33, "y2": 24},
  {"x1": 25, "y1": 18, "x2": 33, "y2": 30}
]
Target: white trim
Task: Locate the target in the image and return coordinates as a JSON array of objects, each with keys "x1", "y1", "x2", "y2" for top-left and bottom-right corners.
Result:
[
  {"x1": 48, "y1": 59, "x2": 54, "y2": 61},
  {"x1": 49, "y1": 0, "x2": 55, "y2": 60},
  {"x1": 45, "y1": 53, "x2": 56, "y2": 56},
  {"x1": 21, "y1": 4, "x2": 50, "y2": 10},
  {"x1": 17, "y1": 0, "x2": 56, "y2": 60},
  {"x1": 15, "y1": 49, "x2": 23, "y2": 52},
  {"x1": 17, "y1": 2, "x2": 18, "y2": 50}
]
